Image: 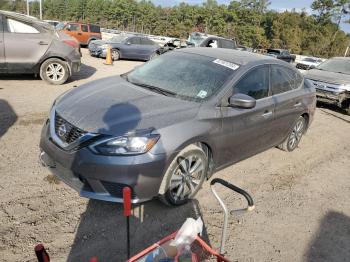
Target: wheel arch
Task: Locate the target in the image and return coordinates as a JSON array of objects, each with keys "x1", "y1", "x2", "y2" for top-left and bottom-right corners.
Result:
[{"x1": 39, "y1": 56, "x2": 70, "y2": 75}]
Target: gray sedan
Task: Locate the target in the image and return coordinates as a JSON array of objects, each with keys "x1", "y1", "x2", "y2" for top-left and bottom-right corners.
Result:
[
  {"x1": 40, "y1": 48, "x2": 316, "y2": 206},
  {"x1": 88, "y1": 35, "x2": 160, "y2": 61}
]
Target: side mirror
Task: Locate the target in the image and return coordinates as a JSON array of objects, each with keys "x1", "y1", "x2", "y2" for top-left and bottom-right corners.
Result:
[
  {"x1": 228, "y1": 94, "x2": 256, "y2": 109},
  {"x1": 126, "y1": 42, "x2": 131, "y2": 45}
]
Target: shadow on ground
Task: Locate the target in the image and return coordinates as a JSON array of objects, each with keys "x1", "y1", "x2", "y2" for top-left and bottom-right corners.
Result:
[
  {"x1": 0, "y1": 99, "x2": 17, "y2": 138},
  {"x1": 306, "y1": 211, "x2": 350, "y2": 262},
  {"x1": 67, "y1": 199, "x2": 209, "y2": 261},
  {"x1": 0, "y1": 63, "x2": 96, "y2": 82}
]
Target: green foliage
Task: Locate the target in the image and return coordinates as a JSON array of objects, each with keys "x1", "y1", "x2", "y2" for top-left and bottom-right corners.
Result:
[{"x1": 1, "y1": 0, "x2": 349, "y2": 57}]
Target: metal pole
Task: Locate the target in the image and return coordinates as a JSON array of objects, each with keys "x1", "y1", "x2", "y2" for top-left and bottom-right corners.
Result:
[
  {"x1": 344, "y1": 46, "x2": 349, "y2": 57},
  {"x1": 39, "y1": 0, "x2": 42, "y2": 20},
  {"x1": 26, "y1": 0, "x2": 29, "y2": 16}
]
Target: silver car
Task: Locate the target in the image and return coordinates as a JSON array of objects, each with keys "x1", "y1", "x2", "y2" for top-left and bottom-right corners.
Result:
[
  {"x1": 40, "y1": 48, "x2": 316, "y2": 206},
  {"x1": 305, "y1": 57, "x2": 350, "y2": 115},
  {"x1": 0, "y1": 11, "x2": 81, "y2": 85}
]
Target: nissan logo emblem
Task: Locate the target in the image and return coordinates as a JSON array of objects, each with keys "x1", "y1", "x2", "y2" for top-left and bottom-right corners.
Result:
[{"x1": 58, "y1": 124, "x2": 67, "y2": 138}]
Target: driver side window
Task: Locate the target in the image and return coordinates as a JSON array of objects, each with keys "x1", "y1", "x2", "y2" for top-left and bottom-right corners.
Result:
[{"x1": 233, "y1": 66, "x2": 270, "y2": 100}]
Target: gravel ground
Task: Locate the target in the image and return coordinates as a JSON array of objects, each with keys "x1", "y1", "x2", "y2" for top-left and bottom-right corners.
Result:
[{"x1": 0, "y1": 49, "x2": 349, "y2": 262}]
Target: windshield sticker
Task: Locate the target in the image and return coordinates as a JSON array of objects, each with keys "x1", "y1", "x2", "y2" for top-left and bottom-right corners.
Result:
[
  {"x1": 197, "y1": 90, "x2": 208, "y2": 98},
  {"x1": 213, "y1": 59, "x2": 239, "y2": 70}
]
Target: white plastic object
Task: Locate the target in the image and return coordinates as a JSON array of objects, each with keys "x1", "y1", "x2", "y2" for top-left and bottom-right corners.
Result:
[{"x1": 172, "y1": 217, "x2": 203, "y2": 251}]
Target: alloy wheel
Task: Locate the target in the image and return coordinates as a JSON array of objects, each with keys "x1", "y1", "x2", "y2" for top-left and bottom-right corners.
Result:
[
  {"x1": 288, "y1": 118, "x2": 305, "y2": 150},
  {"x1": 169, "y1": 154, "x2": 205, "y2": 201},
  {"x1": 46, "y1": 63, "x2": 65, "y2": 82}
]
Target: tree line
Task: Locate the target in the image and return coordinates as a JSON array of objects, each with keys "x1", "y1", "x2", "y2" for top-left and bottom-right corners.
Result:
[{"x1": 1, "y1": 0, "x2": 350, "y2": 58}]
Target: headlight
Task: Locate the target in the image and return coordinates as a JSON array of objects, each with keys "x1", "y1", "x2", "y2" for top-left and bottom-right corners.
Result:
[
  {"x1": 90, "y1": 134, "x2": 160, "y2": 156},
  {"x1": 339, "y1": 84, "x2": 350, "y2": 92},
  {"x1": 100, "y1": 44, "x2": 109, "y2": 49}
]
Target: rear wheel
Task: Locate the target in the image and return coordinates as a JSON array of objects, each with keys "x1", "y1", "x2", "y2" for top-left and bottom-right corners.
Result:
[
  {"x1": 40, "y1": 58, "x2": 69, "y2": 85},
  {"x1": 112, "y1": 49, "x2": 120, "y2": 61},
  {"x1": 160, "y1": 144, "x2": 208, "y2": 206},
  {"x1": 278, "y1": 116, "x2": 306, "y2": 152}
]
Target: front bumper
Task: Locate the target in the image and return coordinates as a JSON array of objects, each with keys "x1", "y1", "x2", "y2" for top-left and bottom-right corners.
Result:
[
  {"x1": 89, "y1": 47, "x2": 107, "y2": 58},
  {"x1": 39, "y1": 120, "x2": 167, "y2": 203}
]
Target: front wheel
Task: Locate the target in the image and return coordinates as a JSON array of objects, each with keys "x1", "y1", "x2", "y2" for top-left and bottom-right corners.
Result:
[
  {"x1": 278, "y1": 116, "x2": 306, "y2": 152},
  {"x1": 159, "y1": 144, "x2": 208, "y2": 206},
  {"x1": 112, "y1": 49, "x2": 120, "y2": 61},
  {"x1": 40, "y1": 58, "x2": 69, "y2": 85}
]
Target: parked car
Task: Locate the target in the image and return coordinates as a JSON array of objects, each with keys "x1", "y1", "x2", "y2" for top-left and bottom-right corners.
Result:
[
  {"x1": 187, "y1": 32, "x2": 237, "y2": 49},
  {"x1": 267, "y1": 49, "x2": 296, "y2": 63},
  {"x1": 305, "y1": 57, "x2": 350, "y2": 114},
  {"x1": 44, "y1": 19, "x2": 60, "y2": 27},
  {"x1": 88, "y1": 35, "x2": 160, "y2": 61},
  {"x1": 39, "y1": 48, "x2": 316, "y2": 206},
  {"x1": 56, "y1": 22, "x2": 101, "y2": 46},
  {"x1": 0, "y1": 11, "x2": 81, "y2": 85},
  {"x1": 296, "y1": 57, "x2": 323, "y2": 70}
]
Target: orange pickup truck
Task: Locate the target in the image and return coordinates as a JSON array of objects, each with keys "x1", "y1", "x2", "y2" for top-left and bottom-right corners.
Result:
[{"x1": 57, "y1": 22, "x2": 101, "y2": 46}]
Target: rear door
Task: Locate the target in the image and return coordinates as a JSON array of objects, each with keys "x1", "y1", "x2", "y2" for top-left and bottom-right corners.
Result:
[
  {"x1": 139, "y1": 38, "x2": 158, "y2": 59},
  {"x1": 219, "y1": 65, "x2": 276, "y2": 166},
  {"x1": 3, "y1": 16, "x2": 52, "y2": 73},
  {"x1": 270, "y1": 65, "x2": 305, "y2": 143},
  {"x1": 0, "y1": 15, "x2": 6, "y2": 73}
]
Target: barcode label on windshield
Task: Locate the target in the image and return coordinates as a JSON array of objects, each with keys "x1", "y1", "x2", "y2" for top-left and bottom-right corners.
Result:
[{"x1": 213, "y1": 59, "x2": 239, "y2": 70}]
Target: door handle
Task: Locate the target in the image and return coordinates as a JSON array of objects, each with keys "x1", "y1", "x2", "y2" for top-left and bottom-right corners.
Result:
[
  {"x1": 38, "y1": 41, "x2": 49, "y2": 45},
  {"x1": 262, "y1": 111, "x2": 273, "y2": 118},
  {"x1": 294, "y1": 102, "x2": 302, "y2": 107}
]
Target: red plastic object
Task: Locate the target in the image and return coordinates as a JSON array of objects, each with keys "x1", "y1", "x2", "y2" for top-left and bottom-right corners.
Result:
[
  {"x1": 34, "y1": 244, "x2": 50, "y2": 262},
  {"x1": 89, "y1": 257, "x2": 98, "y2": 262},
  {"x1": 123, "y1": 187, "x2": 132, "y2": 217}
]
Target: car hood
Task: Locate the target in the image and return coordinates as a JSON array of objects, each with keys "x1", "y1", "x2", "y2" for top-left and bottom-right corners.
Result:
[
  {"x1": 89, "y1": 39, "x2": 106, "y2": 46},
  {"x1": 305, "y1": 69, "x2": 350, "y2": 86},
  {"x1": 55, "y1": 76, "x2": 201, "y2": 136}
]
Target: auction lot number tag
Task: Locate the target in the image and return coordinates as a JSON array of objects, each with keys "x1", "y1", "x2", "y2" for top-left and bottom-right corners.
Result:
[{"x1": 213, "y1": 59, "x2": 240, "y2": 70}]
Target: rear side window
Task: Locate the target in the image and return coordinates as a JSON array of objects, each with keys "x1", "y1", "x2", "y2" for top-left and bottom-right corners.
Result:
[
  {"x1": 67, "y1": 24, "x2": 80, "y2": 31},
  {"x1": 271, "y1": 66, "x2": 302, "y2": 95},
  {"x1": 129, "y1": 37, "x2": 140, "y2": 44},
  {"x1": 7, "y1": 18, "x2": 39, "y2": 33},
  {"x1": 220, "y1": 39, "x2": 235, "y2": 49},
  {"x1": 234, "y1": 66, "x2": 270, "y2": 100},
  {"x1": 89, "y1": 25, "x2": 100, "y2": 33},
  {"x1": 140, "y1": 38, "x2": 154, "y2": 45},
  {"x1": 81, "y1": 24, "x2": 88, "y2": 32}
]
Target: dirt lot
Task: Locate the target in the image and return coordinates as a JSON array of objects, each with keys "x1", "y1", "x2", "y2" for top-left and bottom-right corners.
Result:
[{"x1": 0, "y1": 49, "x2": 349, "y2": 262}]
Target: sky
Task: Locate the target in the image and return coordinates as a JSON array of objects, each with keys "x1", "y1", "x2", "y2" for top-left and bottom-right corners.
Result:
[{"x1": 152, "y1": 0, "x2": 350, "y2": 33}]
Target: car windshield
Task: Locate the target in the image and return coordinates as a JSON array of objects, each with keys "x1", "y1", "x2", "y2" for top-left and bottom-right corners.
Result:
[
  {"x1": 109, "y1": 35, "x2": 128, "y2": 43},
  {"x1": 303, "y1": 58, "x2": 317, "y2": 62},
  {"x1": 187, "y1": 33, "x2": 206, "y2": 46},
  {"x1": 317, "y1": 58, "x2": 350, "y2": 75},
  {"x1": 126, "y1": 52, "x2": 237, "y2": 101},
  {"x1": 55, "y1": 22, "x2": 65, "y2": 30}
]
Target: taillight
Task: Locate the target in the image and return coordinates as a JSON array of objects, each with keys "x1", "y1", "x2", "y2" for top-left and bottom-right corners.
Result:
[{"x1": 63, "y1": 39, "x2": 79, "y2": 49}]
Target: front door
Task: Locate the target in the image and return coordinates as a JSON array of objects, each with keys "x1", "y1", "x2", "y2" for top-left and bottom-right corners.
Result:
[
  {"x1": 0, "y1": 15, "x2": 6, "y2": 73},
  {"x1": 218, "y1": 66, "x2": 276, "y2": 167},
  {"x1": 124, "y1": 37, "x2": 143, "y2": 59},
  {"x1": 3, "y1": 16, "x2": 52, "y2": 73}
]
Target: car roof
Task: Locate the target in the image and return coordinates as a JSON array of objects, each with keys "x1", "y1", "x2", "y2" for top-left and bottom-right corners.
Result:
[
  {"x1": 329, "y1": 57, "x2": 350, "y2": 60},
  {"x1": 0, "y1": 10, "x2": 39, "y2": 22},
  {"x1": 177, "y1": 47, "x2": 276, "y2": 66}
]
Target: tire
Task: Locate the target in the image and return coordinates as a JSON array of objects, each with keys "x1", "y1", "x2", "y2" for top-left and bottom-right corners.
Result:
[
  {"x1": 40, "y1": 58, "x2": 69, "y2": 85},
  {"x1": 278, "y1": 116, "x2": 306, "y2": 152},
  {"x1": 112, "y1": 49, "x2": 120, "y2": 61},
  {"x1": 159, "y1": 144, "x2": 208, "y2": 206}
]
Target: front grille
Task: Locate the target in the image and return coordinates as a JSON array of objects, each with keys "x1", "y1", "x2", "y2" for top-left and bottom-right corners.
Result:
[
  {"x1": 54, "y1": 113, "x2": 86, "y2": 144},
  {"x1": 101, "y1": 181, "x2": 136, "y2": 199},
  {"x1": 296, "y1": 63, "x2": 309, "y2": 70}
]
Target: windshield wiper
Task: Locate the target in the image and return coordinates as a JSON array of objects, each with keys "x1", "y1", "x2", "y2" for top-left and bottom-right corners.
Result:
[{"x1": 130, "y1": 81, "x2": 176, "y2": 97}]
